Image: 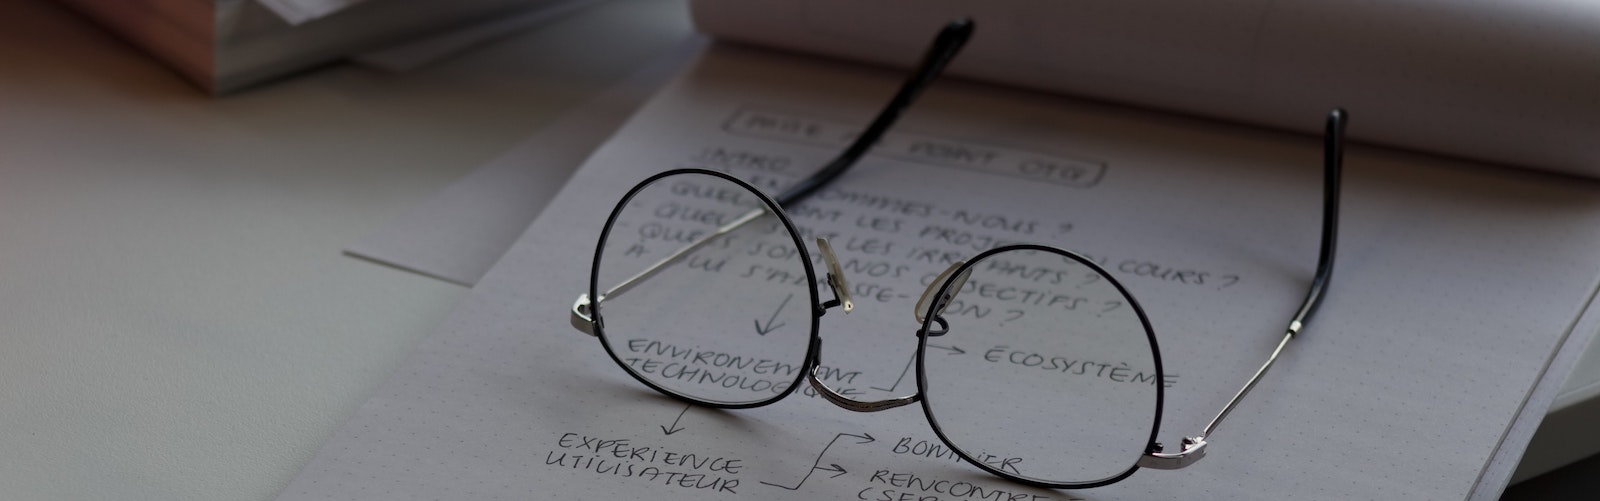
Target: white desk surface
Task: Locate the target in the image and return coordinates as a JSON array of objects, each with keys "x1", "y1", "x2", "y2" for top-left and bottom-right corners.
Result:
[{"x1": 0, "y1": 0, "x2": 1591, "y2": 499}]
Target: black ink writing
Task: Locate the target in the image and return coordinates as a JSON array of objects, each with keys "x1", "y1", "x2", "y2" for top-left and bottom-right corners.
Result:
[
  {"x1": 692, "y1": 147, "x2": 791, "y2": 173},
  {"x1": 623, "y1": 339, "x2": 864, "y2": 397},
  {"x1": 762, "y1": 432, "x2": 875, "y2": 490},
  {"x1": 982, "y1": 345, "x2": 1176, "y2": 388},
  {"x1": 890, "y1": 437, "x2": 1022, "y2": 475},
  {"x1": 862, "y1": 469, "x2": 1058, "y2": 501},
  {"x1": 548, "y1": 432, "x2": 743, "y2": 493}
]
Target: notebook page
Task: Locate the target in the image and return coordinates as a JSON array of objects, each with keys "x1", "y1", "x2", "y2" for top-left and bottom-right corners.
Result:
[
  {"x1": 693, "y1": 0, "x2": 1600, "y2": 180},
  {"x1": 1475, "y1": 292, "x2": 1600, "y2": 498},
  {"x1": 279, "y1": 45, "x2": 1600, "y2": 500}
]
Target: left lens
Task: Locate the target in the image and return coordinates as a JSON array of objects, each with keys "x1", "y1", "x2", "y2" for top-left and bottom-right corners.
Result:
[
  {"x1": 591, "y1": 170, "x2": 817, "y2": 407},
  {"x1": 917, "y1": 245, "x2": 1162, "y2": 487}
]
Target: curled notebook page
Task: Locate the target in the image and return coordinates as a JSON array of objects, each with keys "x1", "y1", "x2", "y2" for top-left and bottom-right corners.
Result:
[{"x1": 692, "y1": 0, "x2": 1600, "y2": 179}]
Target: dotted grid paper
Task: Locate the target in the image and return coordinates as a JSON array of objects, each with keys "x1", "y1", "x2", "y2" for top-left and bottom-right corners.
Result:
[{"x1": 278, "y1": 45, "x2": 1600, "y2": 500}]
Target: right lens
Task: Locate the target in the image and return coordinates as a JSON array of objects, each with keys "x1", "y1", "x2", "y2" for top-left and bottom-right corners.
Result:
[
  {"x1": 590, "y1": 170, "x2": 817, "y2": 407},
  {"x1": 918, "y1": 245, "x2": 1162, "y2": 487}
]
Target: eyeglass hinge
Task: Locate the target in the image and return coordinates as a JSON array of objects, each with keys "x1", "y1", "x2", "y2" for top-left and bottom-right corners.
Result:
[
  {"x1": 1137, "y1": 436, "x2": 1208, "y2": 470},
  {"x1": 571, "y1": 294, "x2": 599, "y2": 337}
]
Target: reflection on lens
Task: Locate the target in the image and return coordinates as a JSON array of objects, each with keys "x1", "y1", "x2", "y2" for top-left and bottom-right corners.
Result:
[
  {"x1": 919, "y1": 245, "x2": 1160, "y2": 486},
  {"x1": 592, "y1": 170, "x2": 815, "y2": 407}
]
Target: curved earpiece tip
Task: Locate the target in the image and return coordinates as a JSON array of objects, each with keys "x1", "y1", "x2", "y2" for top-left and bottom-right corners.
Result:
[
  {"x1": 941, "y1": 18, "x2": 976, "y2": 45},
  {"x1": 1327, "y1": 108, "x2": 1349, "y2": 132}
]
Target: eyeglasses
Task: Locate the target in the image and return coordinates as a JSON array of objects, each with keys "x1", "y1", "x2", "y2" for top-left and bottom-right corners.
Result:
[{"x1": 570, "y1": 19, "x2": 1346, "y2": 489}]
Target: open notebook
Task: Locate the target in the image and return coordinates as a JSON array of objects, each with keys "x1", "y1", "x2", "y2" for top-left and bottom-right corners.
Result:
[{"x1": 295, "y1": 1, "x2": 1600, "y2": 499}]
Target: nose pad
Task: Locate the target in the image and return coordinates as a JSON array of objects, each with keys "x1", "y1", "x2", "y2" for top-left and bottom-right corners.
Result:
[
  {"x1": 915, "y1": 261, "x2": 970, "y2": 324},
  {"x1": 816, "y1": 237, "x2": 853, "y2": 313}
]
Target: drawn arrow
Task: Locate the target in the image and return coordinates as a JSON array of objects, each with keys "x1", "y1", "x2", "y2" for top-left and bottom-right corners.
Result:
[
  {"x1": 927, "y1": 343, "x2": 965, "y2": 355},
  {"x1": 760, "y1": 432, "x2": 874, "y2": 490},
  {"x1": 870, "y1": 345, "x2": 963, "y2": 392},
  {"x1": 817, "y1": 464, "x2": 848, "y2": 479},
  {"x1": 660, "y1": 404, "x2": 690, "y2": 435},
  {"x1": 754, "y1": 293, "x2": 792, "y2": 336}
]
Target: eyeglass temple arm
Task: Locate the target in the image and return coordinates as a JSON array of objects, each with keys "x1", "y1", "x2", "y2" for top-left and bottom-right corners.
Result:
[
  {"x1": 1139, "y1": 108, "x2": 1346, "y2": 470},
  {"x1": 773, "y1": 19, "x2": 974, "y2": 208},
  {"x1": 572, "y1": 20, "x2": 974, "y2": 336}
]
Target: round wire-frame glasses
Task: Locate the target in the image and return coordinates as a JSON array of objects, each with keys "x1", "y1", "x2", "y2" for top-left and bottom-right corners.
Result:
[{"x1": 570, "y1": 18, "x2": 1346, "y2": 489}]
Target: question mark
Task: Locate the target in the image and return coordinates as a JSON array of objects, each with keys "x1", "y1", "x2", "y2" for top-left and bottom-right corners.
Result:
[{"x1": 1080, "y1": 273, "x2": 1101, "y2": 287}]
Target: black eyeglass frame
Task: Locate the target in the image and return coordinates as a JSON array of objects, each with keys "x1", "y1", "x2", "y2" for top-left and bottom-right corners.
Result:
[
  {"x1": 573, "y1": 18, "x2": 975, "y2": 407},
  {"x1": 910, "y1": 243, "x2": 1165, "y2": 488},
  {"x1": 588, "y1": 168, "x2": 826, "y2": 410}
]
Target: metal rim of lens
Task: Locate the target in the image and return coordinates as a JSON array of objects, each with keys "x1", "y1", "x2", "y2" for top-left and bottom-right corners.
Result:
[
  {"x1": 913, "y1": 243, "x2": 1166, "y2": 489},
  {"x1": 588, "y1": 168, "x2": 822, "y2": 409}
]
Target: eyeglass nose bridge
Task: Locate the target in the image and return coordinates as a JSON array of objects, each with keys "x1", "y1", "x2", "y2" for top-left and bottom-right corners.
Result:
[
  {"x1": 805, "y1": 336, "x2": 920, "y2": 412},
  {"x1": 808, "y1": 239, "x2": 920, "y2": 412}
]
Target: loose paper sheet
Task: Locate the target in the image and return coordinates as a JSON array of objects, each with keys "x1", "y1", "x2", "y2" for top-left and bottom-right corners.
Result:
[
  {"x1": 282, "y1": 45, "x2": 1600, "y2": 500},
  {"x1": 346, "y1": 36, "x2": 706, "y2": 285}
]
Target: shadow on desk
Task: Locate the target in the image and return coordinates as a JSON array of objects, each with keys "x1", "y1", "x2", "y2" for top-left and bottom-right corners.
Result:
[{"x1": 1502, "y1": 453, "x2": 1600, "y2": 499}]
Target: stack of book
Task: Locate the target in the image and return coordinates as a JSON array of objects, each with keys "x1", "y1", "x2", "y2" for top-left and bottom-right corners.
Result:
[{"x1": 56, "y1": 0, "x2": 577, "y2": 93}]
